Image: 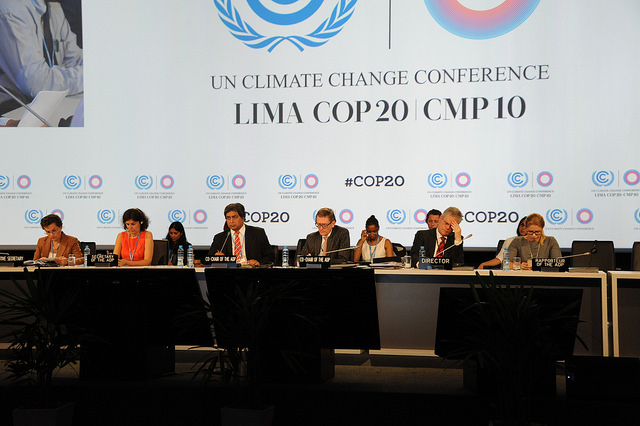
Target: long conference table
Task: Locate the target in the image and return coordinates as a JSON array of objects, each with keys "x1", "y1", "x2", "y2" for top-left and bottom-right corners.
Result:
[{"x1": 0, "y1": 266, "x2": 611, "y2": 359}]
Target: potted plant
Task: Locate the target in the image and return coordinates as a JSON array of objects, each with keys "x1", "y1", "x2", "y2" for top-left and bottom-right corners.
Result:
[
  {"x1": 437, "y1": 272, "x2": 585, "y2": 426},
  {"x1": 183, "y1": 278, "x2": 312, "y2": 426},
  {"x1": 0, "y1": 267, "x2": 84, "y2": 426}
]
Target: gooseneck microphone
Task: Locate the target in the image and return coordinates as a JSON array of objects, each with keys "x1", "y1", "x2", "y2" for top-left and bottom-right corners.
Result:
[
  {"x1": 435, "y1": 234, "x2": 472, "y2": 257},
  {"x1": 0, "y1": 82, "x2": 54, "y2": 127},
  {"x1": 324, "y1": 244, "x2": 362, "y2": 255},
  {"x1": 218, "y1": 231, "x2": 231, "y2": 254}
]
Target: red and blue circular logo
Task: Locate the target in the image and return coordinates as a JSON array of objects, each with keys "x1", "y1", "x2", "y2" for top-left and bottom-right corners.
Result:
[
  {"x1": 424, "y1": 0, "x2": 540, "y2": 39},
  {"x1": 17, "y1": 175, "x2": 31, "y2": 189},
  {"x1": 304, "y1": 174, "x2": 319, "y2": 189},
  {"x1": 232, "y1": 174, "x2": 246, "y2": 189},
  {"x1": 414, "y1": 209, "x2": 428, "y2": 224},
  {"x1": 88, "y1": 175, "x2": 103, "y2": 189},
  {"x1": 160, "y1": 175, "x2": 175, "y2": 190},
  {"x1": 576, "y1": 208, "x2": 593, "y2": 225},
  {"x1": 339, "y1": 209, "x2": 354, "y2": 224},
  {"x1": 537, "y1": 171, "x2": 553, "y2": 187},
  {"x1": 624, "y1": 169, "x2": 639, "y2": 186},
  {"x1": 193, "y1": 209, "x2": 208, "y2": 224},
  {"x1": 455, "y1": 172, "x2": 471, "y2": 188}
]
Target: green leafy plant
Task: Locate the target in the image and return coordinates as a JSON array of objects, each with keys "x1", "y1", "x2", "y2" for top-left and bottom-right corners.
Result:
[
  {"x1": 183, "y1": 278, "x2": 315, "y2": 409},
  {"x1": 0, "y1": 268, "x2": 83, "y2": 409},
  {"x1": 443, "y1": 271, "x2": 585, "y2": 425}
]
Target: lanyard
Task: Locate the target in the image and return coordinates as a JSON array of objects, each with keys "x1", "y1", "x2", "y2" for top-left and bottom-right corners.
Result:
[
  {"x1": 128, "y1": 232, "x2": 142, "y2": 262},
  {"x1": 369, "y1": 236, "x2": 380, "y2": 261}
]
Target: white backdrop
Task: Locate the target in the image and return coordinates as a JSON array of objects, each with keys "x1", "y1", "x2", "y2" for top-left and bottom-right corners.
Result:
[{"x1": 1, "y1": 0, "x2": 639, "y2": 249}]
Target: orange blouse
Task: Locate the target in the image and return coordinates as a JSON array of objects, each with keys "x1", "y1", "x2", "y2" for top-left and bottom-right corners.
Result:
[{"x1": 119, "y1": 230, "x2": 147, "y2": 262}]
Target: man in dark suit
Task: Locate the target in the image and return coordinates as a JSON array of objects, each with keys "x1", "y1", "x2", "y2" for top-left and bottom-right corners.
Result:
[
  {"x1": 410, "y1": 206, "x2": 464, "y2": 267},
  {"x1": 207, "y1": 203, "x2": 274, "y2": 266},
  {"x1": 301, "y1": 207, "x2": 351, "y2": 264}
]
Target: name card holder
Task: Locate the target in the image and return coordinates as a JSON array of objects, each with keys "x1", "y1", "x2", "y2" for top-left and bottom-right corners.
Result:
[
  {"x1": 91, "y1": 253, "x2": 118, "y2": 267},
  {"x1": 418, "y1": 257, "x2": 452, "y2": 270},
  {"x1": 298, "y1": 255, "x2": 331, "y2": 269},
  {"x1": 0, "y1": 255, "x2": 24, "y2": 267},
  {"x1": 532, "y1": 258, "x2": 568, "y2": 272},
  {"x1": 205, "y1": 256, "x2": 237, "y2": 268}
]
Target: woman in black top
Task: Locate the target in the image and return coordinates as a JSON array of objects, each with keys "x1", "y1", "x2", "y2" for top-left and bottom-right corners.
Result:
[{"x1": 165, "y1": 221, "x2": 190, "y2": 266}]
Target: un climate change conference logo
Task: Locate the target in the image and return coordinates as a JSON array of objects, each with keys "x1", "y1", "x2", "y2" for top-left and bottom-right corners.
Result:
[
  {"x1": 278, "y1": 174, "x2": 297, "y2": 190},
  {"x1": 97, "y1": 209, "x2": 116, "y2": 225},
  {"x1": 215, "y1": 0, "x2": 358, "y2": 51},
  {"x1": 25, "y1": 209, "x2": 43, "y2": 225},
  {"x1": 546, "y1": 209, "x2": 567, "y2": 225},
  {"x1": 387, "y1": 209, "x2": 406, "y2": 225},
  {"x1": 424, "y1": 0, "x2": 540, "y2": 39}
]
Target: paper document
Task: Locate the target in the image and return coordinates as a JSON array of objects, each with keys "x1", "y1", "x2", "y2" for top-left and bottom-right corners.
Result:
[{"x1": 18, "y1": 90, "x2": 69, "y2": 127}]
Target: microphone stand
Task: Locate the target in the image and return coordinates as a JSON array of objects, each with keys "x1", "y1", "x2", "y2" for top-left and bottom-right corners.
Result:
[{"x1": 0, "y1": 83, "x2": 54, "y2": 127}]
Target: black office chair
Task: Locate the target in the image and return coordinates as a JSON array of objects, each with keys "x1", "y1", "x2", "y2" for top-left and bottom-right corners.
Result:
[
  {"x1": 152, "y1": 239, "x2": 169, "y2": 265},
  {"x1": 632, "y1": 241, "x2": 640, "y2": 271},
  {"x1": 79, "y1": 241, "x2": 96, "y2": 256},
  {"x1": 496, "y1": 239, "x2": 505, "y2": 256},
  {"x1": 391, "y1": 243, "x2": 407, "y2": 258},
  {"x1": 570, "y1": 240, "x2": 615, "y2": 271}
]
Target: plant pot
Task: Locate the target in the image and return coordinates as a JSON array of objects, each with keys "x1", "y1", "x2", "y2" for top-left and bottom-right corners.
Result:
[
  {"x1": 221, "y1": 404, "x2": 275, "y2": 426},
  {"x1": 12, "y1": 402, "x2": 75, "y2": 426}
]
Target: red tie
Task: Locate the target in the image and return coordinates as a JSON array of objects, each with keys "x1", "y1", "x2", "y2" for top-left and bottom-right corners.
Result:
[
  {"x1": 437, "y1": 236, "x2": 446, "y2": 257},
  {"x1": 233, "y1": 231, "x2": 242, "y2": 260}
]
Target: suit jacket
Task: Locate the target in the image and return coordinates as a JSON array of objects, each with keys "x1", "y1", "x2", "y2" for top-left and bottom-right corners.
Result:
[
  {"x1": 410, "y1": 228, "x2": 464, "y2": 267},
  {"x1": 34, "y1": 232, "x2": 83, "y2": 263},
  {"x1": 207, "y1": 225, "x2": 274, "y2": 265},
  {"x1": 301, "y1": 225, "x2": 351, "y2": 264}
]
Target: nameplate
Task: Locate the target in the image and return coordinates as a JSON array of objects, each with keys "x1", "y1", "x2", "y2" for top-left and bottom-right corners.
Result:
[
  {"x1": 298, "y1": 256, "x2": 331, "y2": 268},
  {"x1": 91, "y1": 253, "x2": 118, "y2": 267},
  {"x1": 0, "y1": 255, "x2": 24, "y2": 266},
  {"x1": 532, "y1": 258, "x2": 568, "y2": 272},
  {"x1": 205, "y1": 256, "x2": 237, "y2": 268},
  {"x1": 418, "y1": 257, "x2": 452, "y2": 270}
]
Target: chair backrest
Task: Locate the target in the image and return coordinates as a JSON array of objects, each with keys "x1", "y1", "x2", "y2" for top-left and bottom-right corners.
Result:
[
  {"x1": 570, "y1": 240, "x2": 615, "y2": 271},
  {"x1": 632, "y1": 241, "x2": 640, "y2": 271},
  {"x1": 391, "y1": 243, "x2": 407, "y2": 258},
  {"x1": 79, "y1": 241, "x2": 96, "y2": 256},
  {"x1": 152, "y1": 239, "x2": 169, "y2": 265},
  {"x1": 496, "y1": 239, "x2": 505, "y2": 256}
]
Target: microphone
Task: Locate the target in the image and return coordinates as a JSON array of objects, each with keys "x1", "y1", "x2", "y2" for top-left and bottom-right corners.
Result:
[
  {"x1": 0, "y1": 252, "x2": 9, "y2": 256},
  {"x1": 218, "y1": 231, "x2": 231, "y2": 254},
  {"x1": 0, "y1": 83, "x2": 54, "y2": 127},
  {"x1": 324, "y1": 244, "x2": 362, "y2": 255},
  {"x1": 435, "y1": 234, "x2": 472, "y2": 257}
]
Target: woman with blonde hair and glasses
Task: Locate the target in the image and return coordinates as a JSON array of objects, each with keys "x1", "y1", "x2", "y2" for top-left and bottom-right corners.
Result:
[{"x1": 506, "y1": 213, "x2": 561, "y2": 270}]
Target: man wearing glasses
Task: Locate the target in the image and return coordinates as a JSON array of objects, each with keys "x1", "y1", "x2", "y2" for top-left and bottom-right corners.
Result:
[
  {"x1": 300, "y1": 207, "x2": 351, "y2": 264},
  {"x1": 410, "y1": 206, "x2": 465, "y2": 267}
]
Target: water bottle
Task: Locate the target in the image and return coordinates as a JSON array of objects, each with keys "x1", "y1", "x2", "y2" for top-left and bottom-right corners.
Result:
[
  {"x1": 418, "y1": 245, "x2": 426, "y2": 267},
  {"x1": 282, "y1": 246, "x2": 289, "y2": 268},
  {"x1": 187, "y1": 245, "x2": 194, "y2": 268},
  {"x1": 83, "y1": 245, "x2": 90, "y2": 267},
  {"x1": 502, "y1": 247, "x2": 510, "y2": 271},
  {"x1": 177, "y1": 245, "x2": 184, "y2": 267}
]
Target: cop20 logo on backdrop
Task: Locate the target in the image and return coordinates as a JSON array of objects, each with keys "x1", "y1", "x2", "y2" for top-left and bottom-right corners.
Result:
[
  {"x1": 214, "y1": 0, "x2": 358, "y2": 51},
  {"x1": 424, "y1": 0, "x2": 540, "y2": 39}
]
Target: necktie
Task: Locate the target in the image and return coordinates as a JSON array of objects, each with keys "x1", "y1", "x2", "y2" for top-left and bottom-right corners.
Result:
[
  {"x1": 436, "y1": 236, "x2": 446, "y2": 257},
  {"x1": 233, "y1": 231, "x2": 242, "y2": 260},
  {"x1": 42, "y1": 4, "x2": 57, "y2": 66},
  {"x1": 320, "y1": 236, "x2": 328, "y2": 256}
]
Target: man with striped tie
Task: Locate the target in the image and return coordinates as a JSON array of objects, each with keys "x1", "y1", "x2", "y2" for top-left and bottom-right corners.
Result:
[{"x1": 207, "y1": 203, "x2": 274, "y2": 266}]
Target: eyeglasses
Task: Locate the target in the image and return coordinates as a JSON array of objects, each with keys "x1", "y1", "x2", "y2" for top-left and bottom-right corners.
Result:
[
  {"x1": 315, "y1": 222, "x2": 332, "y2": 229},
  {"x1": 526, "y1": 231, "x2": 542, "y2": 236}
]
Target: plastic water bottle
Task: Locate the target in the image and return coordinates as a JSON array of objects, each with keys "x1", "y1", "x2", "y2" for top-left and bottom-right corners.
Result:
[
  {"x1": 419, "y1": 245, "x2": 426, "y2": 267},
  {"x1": 187, "y1": 244, "x2": 194, "y2": 268},
  {"x1": 502, "y1": 247, "x2": 510, "y2": 271},
  {"x1": 83, "y1": 245, "x2": 90, "y2": 267},
  {"x1": 282, "y1": 246, "x2": 289, "y2": 268},
  {"x1": 177, "y1": 245, "x2": 184, "y2": 267}
]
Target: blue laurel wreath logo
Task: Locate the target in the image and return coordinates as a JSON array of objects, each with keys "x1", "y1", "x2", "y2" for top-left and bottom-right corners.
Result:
[
  {"x1": 278, "y1": 174, "x2": 297, "y2": 190},
  {"x1": 25, "y1": 209, "x2": 43, "y2": 225},
  {"x1": 97, "y1": 209, "x2": 116, "y2": 225},
  {"x1": 214, "y1": 0, "x2": 358, "y2": 52},
  {"x1": 428, "y1": 172, "x2": 447, "y2": 189},
  {"x1": 168, "y1": 209, "x2": 186, "y2": 223},
  {"x1": 63, "y1": 175, "x2": 82, "y2": 190},
  {"x1": 546, "y1": 209, "x2": 568, "y2": 225},
  {"x1": 508, "y1": 172, "x2": 528, "y2": 188},
  {"x1": 0, "y1": 175, "x2": 9, "y2": 190},
  {"x1": 635, "y1": 209, "x2": 640, "y2": 225},
  {"x1": 386, "y1": 209, "x2": 406, "y2": 225},
  {"x1": 592, "y1": 170, "x2": 614, "y2": 187}
]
